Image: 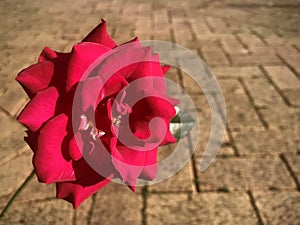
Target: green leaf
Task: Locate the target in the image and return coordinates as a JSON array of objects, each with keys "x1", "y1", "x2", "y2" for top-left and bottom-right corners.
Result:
[{"x1": 170, "y1": 106, "x2": 195, "y2": 141}]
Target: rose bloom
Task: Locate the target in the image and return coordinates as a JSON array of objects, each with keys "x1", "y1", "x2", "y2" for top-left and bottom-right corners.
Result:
[{"x1": 16, "y1": 19, "x2": 177, "y2": 208}]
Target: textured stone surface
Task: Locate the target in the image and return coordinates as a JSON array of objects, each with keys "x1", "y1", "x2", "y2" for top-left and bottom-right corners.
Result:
[
  {"x1": 0, "y1": 82, "x2": 28, "y2": 117},
  {"x1": 0, "y1": 200, "x2": 74, "y2": 225},
  {"x1": 283, "y1": 90, "x2": 300, "y2": 107},
  {"x1": 253, "y1": 191, "x2": 300, "y2": 225},
  {"x1": 0, "y1": 150, "x2": 33, "y2": 197},
  {"x1": 201, "y1": 46, "x2": 230, "y2": 66},
  {"x1": 90, "y1": 183, "x2": 143, "y2": 225},
  {"x1": 284, "y1": 154, "x2": 300, "y2": 186},
  {"x1": 149, "y1": 161, "x2": 194, "y2": 193},
  {"x1": 232, "y1": 130, "x2": 299, "y2": 155},
  {"x1": 260, "y1": 108, "x2": 299, "y2": 130},
  {"x1": 211, "y1": 66, "x2": 263, "y2": 78},
  {"x1": 147, "y1": 193, "x2": 258, "y2": 225},
  {"x1": 231, "y1": 54, "x2": 282, "y2": 66},
  {"x1": 278, "y1": 54, "x2": 300, "y2": 75},
  {"x1": 243, "y1": 77, "x2": 286, "y2": 109},
  {"x1": 264, "y1": 65, "x2": 300, "y2": 90},
  {"x1": 196, "y1": 156, "x2": 295, "y2": 191}
]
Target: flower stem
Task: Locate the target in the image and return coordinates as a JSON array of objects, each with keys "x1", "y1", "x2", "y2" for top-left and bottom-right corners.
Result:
[{"x1": 0, "y1": 170, "x2": 35, "y2": 219}]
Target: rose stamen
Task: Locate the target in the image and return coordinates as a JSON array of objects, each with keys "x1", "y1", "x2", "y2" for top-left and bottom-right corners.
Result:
[
  {"x1": 80, "y1": 114, "x2": 105, "y2": 140},
  {"x1": 112, "y1": 115, "x2": 122, "y2": 126}
]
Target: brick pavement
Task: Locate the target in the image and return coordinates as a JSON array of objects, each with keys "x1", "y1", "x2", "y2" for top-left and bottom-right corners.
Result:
[{"x1": 0, "y1": 0, "x2": 299, "y2": 224}]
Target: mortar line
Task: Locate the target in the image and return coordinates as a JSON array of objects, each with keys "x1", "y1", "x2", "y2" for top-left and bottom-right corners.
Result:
[
  {"x1": 87, "y1": 194, "x2": 97, "y2": 225},
  {"x1": 280, "y1": 154, "x2": 300, "y2": 191},
  {"x1": 238, "y1": 77, "x2": 269, "y2": 129},
  {"x1": 187, "y1": 133, "x2": 201, "y2": 192},
  {"x1": 247, "y1": 190, "x2": 265, "y2": 225},
  {"x1": 259, "y1": 65, "x2": 297, "y2": 108},
  {"x1": 141, "y1": 186, "x2": 148, "y2": 225}
]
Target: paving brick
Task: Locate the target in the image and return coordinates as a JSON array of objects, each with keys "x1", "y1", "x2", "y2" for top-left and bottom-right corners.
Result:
[
  {"x1": 190, "y1": 18, "x2": 212, "y2": 36},
  {"x1": 284, "y1": 154, "x2": 300, "y2": 186},
  {"x1": 196, "y1": 156, "x2": 295, "y2": 191},
  {"x1": 202, "y1": 48, "x2": 230, "y2": 66},
  {"x1": 253, "y1": 191, "x2": 300, "y2": 225},
  {"x1": 251, "y1": 26, "x2": 277, "y2": 38},
  {"x1": 211, "y1": 66, "x2": 263, "y2": 78},
  {"x1": 149, "y1": 161, "x2": 194, "y2": 193},
  {"x1": 249, "y1": 46, "x2": 299, "y2": 56},
  {"x1": 181, "y1": 72, "x2": 203, "y2": 94},
  {"x1": 260, "y1": 108, "x2": 299, "y2": 130},
  {"x1": 221, "y1": 34, "x2": 248, "y2": 56},
  {"x1": 164, "y1": 67, "x2": 181, "y2": 95},
  {"x1": 0, "y1": 150, "x2": 33, "y2": 197},
  {"x1": 90, "y1": 183, "x2": 143, "y2": 225},
  {"x1": 217, "y1": 79, "x2": 264, "y2": 131},
  {"x1": 231, "y1": 54, "x2": 282, "y2": 66},
  {"x1": 264, "y1": 65, "x2": 300, "y2": 90},
  {"x1": 0, "y1": 199, "x2": 73, "y2": 225},
  {"x1": 278, "y1": 54, "x2": 300, "y2": 76},
  {"x1": 0, "y1": 82, "x2": 28, "y2": 117},
  {"x1": 206, "y1": 17, "x2": 229, "y2": 33},
  {"x1": 236, "y1": 33, "x2": 265, "y2": 48},
  {"x1": 283, "y1": 90, "x2": 300, "y2": 107},
  {"x1": 154, "y1": 9, "x2": 169, "y2": 31},
  {"x1": 243, "y1": 77, "x2": 286, "y2": 109},
  {"x1": 232, "y1": 130, "x2": 298, "y2": 155},
  {"x1": 135, "y1": 18, "x2": 152, "y2": 39},
  {"x1": 172, "y1": 19, "x2": 193, "y2": 45},
  {"x1": 264, "y1": 37, "x2": 289, "y2": 46},
  {"x1": 74, "y1": 197, "x2": 92, "y2": 225},
  {"x1": 147, "y1": 192, "x2": 258, "y2": 225},
  {"x1": 0, "y1": 110, "x2": 25, "y2": 142},
  {"x1": 148, "y1": 136, "x2": 195, "y2": 192}
]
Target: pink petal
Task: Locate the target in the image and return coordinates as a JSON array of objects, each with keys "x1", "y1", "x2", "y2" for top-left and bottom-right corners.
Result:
[
  {"x1": 110, "y1": 137, "x2": 145, "y2": 187},
  {"x1": 16, "y1": 53, "x2": 70, "y2": 98},
  {"x1": 82, "y1": 19, "x2": 117, "y2": 49},
  {"x1": 16, "y1": 61, "x2": 55, "y2": 98},
  {"x1": 161, "y1": 65, "x2": 170, "y2": 75},
  {"x1": 68, "y1": 134, "x2": 83, "y2": 161},
  {"x1": 34, "y1": 114, "x2": 75, "y2": 184},
  {"x1": 139, "y1": 148, "x2": 158, "y2": 180},
  {"x1": 56, "y1": 174, "x2": 112, "y2": 209},
  {"x1": 38, "y1": 47, "x2": 57, "y2": 62},
  {"x1": 66, "y1": 42, "x2": 110, "y2": 92},
  {"x1": 129, "y1": 94, "x2": 176, "y2": 136},
  {"x1": 18, "y1": 87, "x2": 59, "y2": 131}
]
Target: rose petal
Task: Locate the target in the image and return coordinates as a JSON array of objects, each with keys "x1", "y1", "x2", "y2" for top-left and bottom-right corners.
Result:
[
  {"x1": 16, "y1": 53, "x2": 70, "y2": 98},
  {"x1": 138, "y1": 148, "x2": 158, "y2": 180},
  {"x1": 110, "y1": 137, "x2": 145, "y2": 187},
  {"x1": 161, "y1": 65, "x2": 170, "y2": 75},
  {"x1": 68, "y1": 133, "x2": 83, "y2": 161},
  {"x1": 34, "y1": 114, "x2": 75, "y2": 184},
  {"x1": 129, "y1": 94, "x2": 176, "y2": 138},
  {"x1": 18, "y1": 87, "x2": 59, "y2": 131},
  {"x1": 16, "y1": 61, "x2": 55, "y2": 98},
  {"x1": 56, "y1": 174, "x2": 112, "y2": 209},
  {"x1": 38, "y1": 47, "x2": 57, "y2": 63},
  {"x1": 82, "y1": 19, "x2": 117, "y2": 49},
  {"x1": 66, "y1": 42, "x2": 110, "y2": 92}
]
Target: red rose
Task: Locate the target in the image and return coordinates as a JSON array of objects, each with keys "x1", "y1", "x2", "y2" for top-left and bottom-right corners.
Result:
[{"x1": 16, "y1": 19, "x2": 177, "y2": 208}]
